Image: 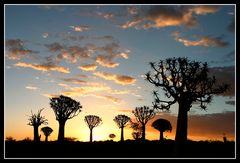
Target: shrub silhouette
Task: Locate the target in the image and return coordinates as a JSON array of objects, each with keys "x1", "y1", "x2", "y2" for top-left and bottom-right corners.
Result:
[
  {"x1": 113, "y1": 115, "x2": 130, "y2": 142},
  {"x1": 41, "y1": 126, "x2": 53, "y2": 142},
  {"x1": 27, "y1": 109, "x2": 48, "y2": 142},
  {"x1": 50, "y1": 95, "x2": 82, "y2": 141},
  {"x1": 151, "y1": 118, "x2": 172, "y2": 141},
  {"x1": 5, "y1": 136, "x2": 16, "y2": 142},
  {"x1": 132, "y1": 106, "x2": 155, "y2": 141},
  {"x1": 109, "y1": 133, "x2": 116, "y2": 141},
  {"x1": 84, "y1": 115, "x2": 102, "y2": 142},
  {"x1": 146, "y1": 57, "x2": 229, "y2": 156}
]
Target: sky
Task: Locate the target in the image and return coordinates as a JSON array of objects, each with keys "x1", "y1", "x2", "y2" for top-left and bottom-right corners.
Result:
[{"x1": 4, "y1": 4, "x2": 235, "y2": 142}]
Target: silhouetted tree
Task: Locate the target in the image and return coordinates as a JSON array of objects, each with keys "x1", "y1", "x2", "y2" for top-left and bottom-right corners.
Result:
[
  {"x1": 27, "y1": 109, "x2": 48, "y2": 142},
  {"x1": 41, "y1": 126, "x2": 53, "y2": 142},
  {"x1": 130, "y1": 121, "x2": 142, "y2": 140},
  {"x1": 84, "y1": 115, "x2": 102, "y2": 142},
  {"x1": 146, "y1": 57, "x2": 229, "y2": 156},
  {"x1": 132, "y1": 106, "x2": 155, "y2": 140},
  {"x1": 109, "y1": 133, "x2": 116, "y2": 141},
  {"x1": 5, "y1": 136, "x2": 16, "y2": 142},
  {"x1": 113, "y1": 115, "x2": 130, "y2": 142},
  {"x1": 152, "y1": 118, "x2": 172, "y2": 141},
  {"x1": 50, "y1": 95, "x2": 82, "y2": 141}
]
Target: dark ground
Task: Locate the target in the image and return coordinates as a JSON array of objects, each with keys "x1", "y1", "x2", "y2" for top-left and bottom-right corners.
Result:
[{"x1": 4, "y1": 139, "x2": 235, "y2": 158}]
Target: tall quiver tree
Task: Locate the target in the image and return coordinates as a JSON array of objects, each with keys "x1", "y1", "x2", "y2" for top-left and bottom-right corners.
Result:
[
  {"x1": 146, "y1": 57, "x2": 229, "y2": 156},
  {"x1": 27, "y1": 109, "x2": 48, "y2": 142},
  {"x1": 132, "y1": 106, "x2": 155, "y2": 141},
  {"x1": 50, "y1": 95, "x2": 82, "y2": 141},
  {"x1": 41, "y1": 126, "x2": 53, "y2": 142},
  {"x1": 113, "y1": 115, "x2": 130, "y2": 142},
  {"x1": 84, "y1": 115, "x2": 102, "y2": 142},
  {"x1": 152, "y1": 118, "x2": 172, "y2": 141}
]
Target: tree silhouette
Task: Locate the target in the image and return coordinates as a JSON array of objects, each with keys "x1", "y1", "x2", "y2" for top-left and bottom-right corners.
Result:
[
  {"x1": 41, "y1": 126, "x2": 53, "y2": 142},
  {"x1": 132, "y1": 106, "x2": 155, "y2": 141},
  {"x1": 146, "y1": 57, "x2": 229, "y2": 155},
  {"x1": 50, "y1": 95, "x2": 82, "y2": 141},
  {"x1": 27, "y1": 109, "x2": 48, "y2": 142},
  {"x1": 84, "y1": 115, "x2": 102, "y2": 142},
  {"x1": 130, "y1": 121, "x2": 142, "y2": 140},
  {"x1": 109, "y1": 133, "x2": 116, "y2": 141},
  {"x1": 151, "y1": 118, "x2": 172, "y2": 141},
  {"x1": 113, "y1": 115, "x2": 130, "y2": 142}
]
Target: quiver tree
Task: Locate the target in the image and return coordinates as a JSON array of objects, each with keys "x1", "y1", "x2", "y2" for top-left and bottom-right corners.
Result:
[
  {"x1": 50, "y1": 95, "x2": 82, "y2": 141},
  {"x1": 152, "y1": 118, "x2": 172, "y2": 141},
  {"x1": 146, "y1": 57, "x2": 229, "y2": 155},
  {"x1": 27, "y1": 109, "x2": 48, "y2": 142},
  {"x1": 84, "y1": 115, "x2": 102, "y2": 142},
  {"x1": 41, "y1": 126, "x2": 53, "y2": 142},
  {"x1": 132, "y1": 106, "x2": 155, "y2": 140},
  {"x1": 113, "y1": 115, "x2": 130, "y2": 142},
  {"x1": 130, "y1": 121, "x2": 142, "y2": 140}
]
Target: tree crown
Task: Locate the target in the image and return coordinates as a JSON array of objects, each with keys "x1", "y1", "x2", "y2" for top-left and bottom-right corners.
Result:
[
  {"x1": 27, "y1": 108, "x2": 48, "y2": 127},
  {"x1": 152, "y1": 118, "x2": 172, "y2": 132},
  {"x1": 41, "y1": 126, "x2": 53, "y2": 136},
  {"x1": 113, "y1": 114, "x2": 130, "y2": 128},
  {"x1": 132, "y1": 106, "x2": 155, "y2": 125},
  {"x1": 146, "y1": 57, "x2": 229, "y2": 111},
  {"x1": 84, "y1": 115, "x2": 102, "y2": 129},
  {"x1": 50, "y1": 95, "x2": 82, "y2": 121}
]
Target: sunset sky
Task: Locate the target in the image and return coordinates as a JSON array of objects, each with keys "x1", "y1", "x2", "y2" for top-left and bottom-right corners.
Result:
[{"x1": 4, "y1": 4, "x2": 235, "y2": 142}]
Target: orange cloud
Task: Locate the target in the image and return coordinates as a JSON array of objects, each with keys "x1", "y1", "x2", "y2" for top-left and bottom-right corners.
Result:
[
  {"x1": 109, "y1": 90, "x2": 129, "y2": 95},
  {"x1": 69, "y1": 25, "x2": 89, "y2": 32},
  {"x1": 173, "y1": 32, "x2": 229, "y2": 48},
  {"x1": 6, "y1": 39, "x2": 36, "y2": 60},
  {"x1": 189, "y1": 5, "x2": 220, "y2": 15},
  {"x1": 63, "y1": 78, "x2": 101, "y2": 86},
  {"x1": 25, "y1": 85, "x2": 39, "y2": 91},
  {"x1": 62, "y1": 86, "x2": 111, "y2": 97},
  {"x1": 119, "y1": 19, "x2": 143, "y2": 29},
  {"x1": 78, "y1": 64, "x2": 97, "y2": 71},
  {"x1": 96, "y1": 55, "x2": 119, "y2": 68},
  {"x1": 94, "y1": 72, "x2": 136, "y2": 85},
  {"x1": 117, "y1": 52, "x2": 129, "y2": 59},
  {"x1": 58, "y1": 46, "x2": 91, "y2": 63},
  {"x1": 58, "y1": 83, "x2": 69, "y2": 87},
  {"x1": 93, "y1": 95, "x2": 122, "y2": 104},
  {"x1": 120, "y1": 5, "x2": 220, "y2": 29},
  {"x1": 14, "y1": 62, "x2": 70, "y2": 73},
  {"x1": 42, "y1": 93, "x2": 59, "y2": 98}
]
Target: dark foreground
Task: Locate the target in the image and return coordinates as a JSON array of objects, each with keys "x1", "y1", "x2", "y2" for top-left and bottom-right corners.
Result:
[{"x1": 5, "y1": 140, "x2": 235, "y2": 158}]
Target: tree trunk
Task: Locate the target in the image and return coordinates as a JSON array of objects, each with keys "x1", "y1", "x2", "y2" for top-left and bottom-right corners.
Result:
[
  {"x1": 120, "y1": 127, "x2": 124, "y2": 142},
  {"x1": 45, "y1": 136, "x2": 48, "y2": 142},
  {"x1": 58, "y1": 120, "x2": 66, "y2": 141},
  {"x1": 90, "y1": 128, "x2": 93, "y2": 142},
  {"x1": 174, "y1": 101, "x2": 189, "y2": 157},
  {"x1": 33, "y1": 126, "x2": 39, "y2": 142},
  {"x1": 160, "y1": 131, "x2": 164, "y2": 141},
  {"x1": 142, "y1": 125, "x2": 146, "y2": 141}
]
